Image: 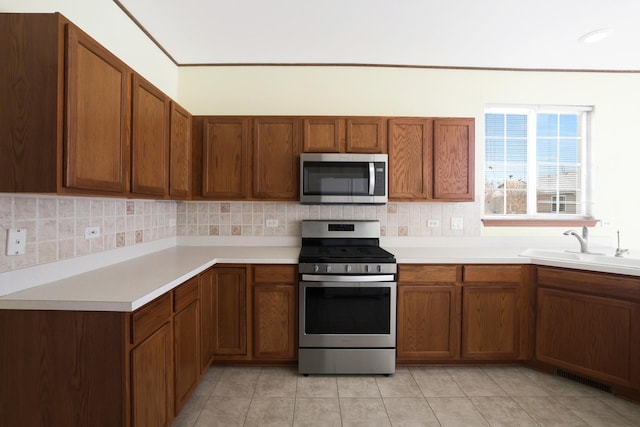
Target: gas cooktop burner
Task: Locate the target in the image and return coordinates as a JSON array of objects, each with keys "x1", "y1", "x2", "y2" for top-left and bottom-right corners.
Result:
[{"x1": 298, "y1": 245, "x2": 395, "y2": 264}]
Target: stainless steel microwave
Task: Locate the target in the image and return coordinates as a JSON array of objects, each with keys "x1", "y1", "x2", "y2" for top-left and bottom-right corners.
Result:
[{"x1": 299, "y1": 153, "x2": 388, "y2": 204}]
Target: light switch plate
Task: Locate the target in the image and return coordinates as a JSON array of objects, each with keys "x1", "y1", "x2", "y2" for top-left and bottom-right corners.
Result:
[
  {"x1": 451, "y1": 217, "x2": 464, "y2": 230},
  {"x1": 6, "y1": 228, "x2": 27, "y2": 256}
]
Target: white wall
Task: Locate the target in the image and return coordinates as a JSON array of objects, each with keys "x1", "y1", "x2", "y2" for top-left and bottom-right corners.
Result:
[
  {"x1": 178, "y1": 66, "x2": 640, "y2": 248},
  {"x1": 0, "y1": 0, "x2": 178, "y2": 98}
]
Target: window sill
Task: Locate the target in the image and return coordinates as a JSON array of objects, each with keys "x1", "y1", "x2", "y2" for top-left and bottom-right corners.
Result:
[{"x1": 482, "y1": 218, "x2": 599, "y2": 227}]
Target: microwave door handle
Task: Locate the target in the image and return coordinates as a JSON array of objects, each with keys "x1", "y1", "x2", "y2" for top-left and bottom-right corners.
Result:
[{"x1": 369, "y1": 162, "x2": 375, "y2": 195}]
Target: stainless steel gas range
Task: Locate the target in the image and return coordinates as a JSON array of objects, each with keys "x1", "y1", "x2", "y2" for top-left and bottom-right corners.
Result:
[{"x1": 298, "y1": 220, "x2": 397, "y2": 375}]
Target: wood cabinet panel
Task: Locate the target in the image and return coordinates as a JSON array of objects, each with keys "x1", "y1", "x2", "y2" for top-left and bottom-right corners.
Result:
[
  {"x1": 131, "y1": 74, "x2": 170, "y2": 196},
  {"x1": 388, "y1": 118, "x2": 433, "y2": 199},
  {"x1": 174, "y1": 300, "x2": 199, "y2": 414},
  {"x1": 346, "y1": 117, "x2": 387, "y2": 153},
  {"x1": 253, "y1": 265, "x2": 297, "y2": 361},
  {"x1": 464, "y1": 265, "x2": 523, "y2": 283},
  {"x1": 303, "y1": 117, "x2": 343, "y2": 152},
  {"x1": 174, "y1": 276, "x2": 199, "y2": 313},
  {"x1": 131, "y1": 292, "x2": 172, "y2": 346},
  {"x1": 199, "y1": 268, "x2": 216, "y2": 373},
  {"x1": 397, "y1": 284, "x2": 461, "y2": 360},
  {"x1": 253, "y1": 118, "x2": 300, "y2": 199},
  {"x1": 253, "y1": 284, "x2": 297, "y2": 360},
  {"x1": 169, "y1": 102, "x2": 192, "y2": 199},
  {"x1": 462, "y1": 284, "x2": 520, "y2": 359},
  {"x1": 212, "y1": 267, "x2": 247, "y2": 356},
  {"x1": 0, "y1": 13, "x2": 61, "y2": 192},
  {"x1": 202, "y1": 117, "x2": 250, "y2": 198},
  {"x1": 0, "y1": 310, "x2": 126, "y2": 426},
  {"x1": 65, "y1": 24, "x2": 130, "y2": 193},
  {"x1": 536, "y1": 287, "x2": 640, "y2": 387},
  {"x1": 433, "y1": 118, "x2": 474, "y2": 200},
  {"x1": 131, "y1": 322, "x2": 173, "y2": 427},
  {"x1": 399, "y1": 264, "x2": 460, "y2": 283}
]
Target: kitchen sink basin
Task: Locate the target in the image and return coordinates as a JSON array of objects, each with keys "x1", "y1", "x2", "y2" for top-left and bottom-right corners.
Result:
[{"x1": 519, "y1": 248, "x2": 640, "y2": 270}]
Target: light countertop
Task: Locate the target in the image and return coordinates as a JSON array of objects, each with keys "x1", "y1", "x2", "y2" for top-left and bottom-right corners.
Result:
[{"x1": 1, "y1": 240, "x2": 638, "y2": 312}]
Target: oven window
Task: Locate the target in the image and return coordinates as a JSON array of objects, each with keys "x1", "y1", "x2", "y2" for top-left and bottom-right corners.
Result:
[
  {"x1": 303, "y1": 162, "x2": 370, "y2": 195},
  {"x1": 304, "y1": 287, "x2": 390, "y2": 334}
]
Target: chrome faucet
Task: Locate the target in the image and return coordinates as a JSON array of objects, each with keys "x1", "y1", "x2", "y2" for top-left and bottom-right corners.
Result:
[
  {"x1": 615, "y1": 230, "x2": 629, "y2": 257},
  {"x1": 563, "y1": 226, "x2": 589, "y2": 253}
]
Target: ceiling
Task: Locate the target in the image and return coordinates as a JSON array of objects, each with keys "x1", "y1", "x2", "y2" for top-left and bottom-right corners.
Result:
[{"x1": 116, "y1": 0, "x2": 640, "y2": 71}]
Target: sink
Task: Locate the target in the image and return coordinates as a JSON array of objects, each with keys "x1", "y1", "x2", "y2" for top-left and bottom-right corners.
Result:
[{"x1": 519, "y1": 248, "x2": 640, "y2": 270}]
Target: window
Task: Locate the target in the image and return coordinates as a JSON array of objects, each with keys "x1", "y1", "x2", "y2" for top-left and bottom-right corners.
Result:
[{"x1": 484, "y1": 105, "x2": 593, "y2": 221}]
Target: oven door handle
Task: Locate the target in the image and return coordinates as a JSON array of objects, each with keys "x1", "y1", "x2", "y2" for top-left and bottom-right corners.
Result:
[{"x1": 301, "y1": 274, "x2": 395, "y2": 282}]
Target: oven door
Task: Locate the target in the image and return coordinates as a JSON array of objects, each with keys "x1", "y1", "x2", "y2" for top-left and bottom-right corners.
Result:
[{"x1": 299, "y1": 279, "x2": 397, "y2": 348}]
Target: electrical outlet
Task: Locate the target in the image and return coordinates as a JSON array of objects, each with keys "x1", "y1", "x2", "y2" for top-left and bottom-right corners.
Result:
[
  {"x1": 84, "y1": 226, "x2": 101, "y2": 239},
  {"x1": 427, "y1": 219, "x2": 440, "y2": 228},
  {"x1": 451, "y1": 217, "x2": 464, "y2": 230},
  {"x1": 266, "y1": 219, "x2": 278, "y2": 227},
  {"x1": 168, "y1": 218, "x2": 176, "y2": 227},
  {"x1": 6, "y1": 228, "x2": 26, "y2": 256}
]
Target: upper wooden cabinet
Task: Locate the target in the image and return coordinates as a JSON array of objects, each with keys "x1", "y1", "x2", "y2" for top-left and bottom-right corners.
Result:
[
  {"x1": 388, "y1": 117, "x2": 475, "y2": 201},
  {"x1": 433, "y1": 118, "x2": 475, "y2": 200},
  {"x1": 253, "y1": 118, "x2": 300, "y2": 200},
  {"x1": 65, "y1": 24, "x2": 132, "y2": 194},
  {"x1": 131, "y1": 74, "x2": 170, "y2": 196},
  {"x1": 169, "y1": 102, "x2": 193, "y2": 199},
  {"x1": 202, "y1": 117, "x2": 250, "y2": 199},
  {"x1": 0, "y1": 13, "x2": 191, "y2": 199},
  {"x1": 302, "y1": 117, "x2": 386, "y2": 153},
  {"x1": 388, "y1": 118, "x2": 434, "y2": 199}
]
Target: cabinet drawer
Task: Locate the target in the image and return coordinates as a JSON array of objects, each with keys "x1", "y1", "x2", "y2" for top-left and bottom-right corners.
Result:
[
  {"x1": 131, "y1": 293, "x2": 172, "y2": 345},
  {"x1": 174, "y1": 276, "x2": 199, "y2": 313},
  {"x1": 254, "y1": 265, "x2": 297, "y2": 284},
  {"x1": 399, "y1": 265, "x2": 459, "y2": 283},
  {"x1": 463, "y1": 265, "x2": 523, "y2": 283}
]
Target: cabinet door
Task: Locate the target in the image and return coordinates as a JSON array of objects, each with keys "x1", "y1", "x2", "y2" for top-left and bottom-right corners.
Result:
[
  {"x1": 302, "y1": 118, "x2": 343, "y2": 152},
  {"x1": 252, "y1": 265, "x2": 298, "y2": 361},
  {"x1": 174, "y1": 300, "x2": 199, "y2": 414},
  {"x1": 253, "y1": 118, "x2": 300, "y2": 199},
  {"x1": 346, "y1": 117, "x2": 387, "y2": 153},
  {"x1": 203, "y1": 117, "x2": 250, "y2": 198},
  {"x1": 397, "y1": 284, "x2": 460, "y2": 360},
  {"x1": 199, "y1": 268, "x2": 216, "y2": 373},
  {"x1": 462, "y1": 284, "x2": 521, "y2": 360},
  {"x1": 433, "y1": 118, "x2": 474, "y2": 200},
  {"x1": 131, "y1": 74, "x2": 170, "y2": 196},
  {"x1": 131, "y1": 322, "x2": 172, "y2": 427},
  {"x1": 212, "y1": 267, "x2": 247, "y2": 356},
  {"x1": 388, "y1": 118, "x2": 433, "y2": 199},
  {"x1": 536, "y1": 287, "x2": 639, "y2": 387},
  {"x1": 65, "y1": 24, "x2": 130, "y2": 193},
  {"x1": 169, "y1": 102, "x2": 192, "y2": 199}
]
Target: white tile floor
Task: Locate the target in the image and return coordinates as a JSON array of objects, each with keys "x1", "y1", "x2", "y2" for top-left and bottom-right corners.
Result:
[{"x1": 173, "y1": 365, "x2": 640, "y2": 427}]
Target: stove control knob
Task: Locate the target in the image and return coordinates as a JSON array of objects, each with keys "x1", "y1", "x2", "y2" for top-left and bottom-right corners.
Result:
[
  {"x1": 313, "y1": 264, "x2": 319, "y2": 273},
  {"x1": 325, "y1": 265, "x2": 332, "y2": 273},
  {"x1": 364, "y1": 265, "x2": 370, "y2": 273},
  {"x1": 377, "y1": 265, "x2": 382, "y2": 273},
  {"x1": 345, "y1": 265, "x2": 352, "y2": 273}
]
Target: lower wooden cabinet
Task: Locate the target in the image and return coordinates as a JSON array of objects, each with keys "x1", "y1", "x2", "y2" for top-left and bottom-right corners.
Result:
[
  {"x1": 210, "y1": 266, "x2": 248, "y2": 359},
  {"x1": 131, "y1": 322, "x2": 173, "y2": 427},
  {"x1": 461, "y1": 265, "x2": 528, "y2": 360},
  {"x1": 199, "y1": 267, "x2": 216, "y2": 373},
  {"x1": 535, "y1": 266, "x2": 640, "y2": 391},
  {"x1": 252, "y1": 265, "x2": 297, "y2": 361},
  {"x1": 396, "y1": 265, "x2": 461, "y2": 361},
  {"x1": 173, "y1": 277, "x2": 200, "y2": 414}
]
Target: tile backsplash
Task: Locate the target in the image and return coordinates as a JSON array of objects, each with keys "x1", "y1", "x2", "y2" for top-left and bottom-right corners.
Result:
[
  {"x1": 1, "y1": 196, "x2": 480, "y2": 273},
  {"x1": 177, "y1": 201, "x2": 481, "y2": 238},
  {"x1": 0, "y1": 195, "x2": 178, "y2": 273}
]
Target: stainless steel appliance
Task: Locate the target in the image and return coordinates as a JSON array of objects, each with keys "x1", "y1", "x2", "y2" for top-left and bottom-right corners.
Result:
[
  {"x1": 299, "y1": 153, "x2": 388, "y2": 205},
  {"x1": 298, "y1": 220, "x2": 397, "y2": 375}
]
